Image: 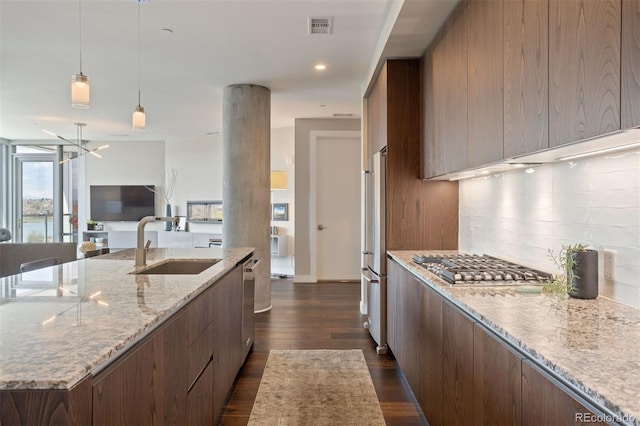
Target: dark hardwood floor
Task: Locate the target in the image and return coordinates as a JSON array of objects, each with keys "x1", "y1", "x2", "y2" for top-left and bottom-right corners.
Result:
[{"x1": 219, "y1": 279, "x2": 426, "y2": 425}]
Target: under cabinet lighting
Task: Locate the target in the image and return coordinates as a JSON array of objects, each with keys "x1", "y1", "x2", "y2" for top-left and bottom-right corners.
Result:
[{"x1": 555, "y1": 142, "x2": 640, "y2": 161}]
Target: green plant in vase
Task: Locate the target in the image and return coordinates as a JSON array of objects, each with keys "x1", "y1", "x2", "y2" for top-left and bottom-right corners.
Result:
[
  {"x1": 543, "y1": 243, "x2": 588, "y2": 295},
  {"x1": 544, "y1": 243, "x2": 598, "y2": 299},
  {"x1": 86, "y1": 219, "x2": 97, "y2": 230}
]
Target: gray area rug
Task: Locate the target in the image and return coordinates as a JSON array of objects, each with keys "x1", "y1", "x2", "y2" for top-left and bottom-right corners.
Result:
[{"x1": 248, "y1": 349, "x2": 386, "y2": 425}]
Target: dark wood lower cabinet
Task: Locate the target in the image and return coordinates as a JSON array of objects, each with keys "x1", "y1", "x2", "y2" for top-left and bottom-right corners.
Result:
[
  {"x1": 396, "y1": 269, "x2": 421, "y2": 394},
  {"x1": 473, "y1": 324, "x2": 522, "y2": 426},
  {"x1": 522, "y1": 360, "x2": 607, "y2": 426},
  {"x1": 388, "y1": 259, "x2": 613, "y2": 426},
  {"x1": 93, "y1": 330, "x2": 168, "y2": 425},
  {"x1": 93, "y1": 265, "x2": 244, "y2": 425},
  {"x1": 0, "y1": 376, "x2": 92, "y2": 426},
  {"x1": 186, "y1": 360, "x2": 214, "y2": 426},
  {"x1": 1, "y1": 263, "x2": 248, "y2": 426},
  {"x1": 442, "y1": 300, "x2": 475, "y2": 426},
  {"x1": 418, "y1": 280, "x2": 443, "y2": 426},
  {"x1": 213, "y1": 266, "x2": 243, "y2": 422}
]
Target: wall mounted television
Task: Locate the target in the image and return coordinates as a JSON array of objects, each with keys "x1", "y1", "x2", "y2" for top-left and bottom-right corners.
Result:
[{"x1": 90, "y1": 185, "x2": 155, "y2": 222}]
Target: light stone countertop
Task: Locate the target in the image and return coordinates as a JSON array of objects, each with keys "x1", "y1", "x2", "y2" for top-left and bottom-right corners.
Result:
[
  {"x1": 388, "y1": 250, "x2": 640, "y2": 426},
  {"x1": 0, "y1": 247, "x2": 253, "y2": 391}
]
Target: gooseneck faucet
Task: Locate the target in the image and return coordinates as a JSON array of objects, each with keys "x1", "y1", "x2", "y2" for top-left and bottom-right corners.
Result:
[{"x1": 135, "y1": 216, "x2": 178, "y2": 268}]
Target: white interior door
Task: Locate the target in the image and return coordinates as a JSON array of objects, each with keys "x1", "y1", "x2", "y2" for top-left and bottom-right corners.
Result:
[{"x1": 316, "y1": 135, "x2": 361, "y2": 281}]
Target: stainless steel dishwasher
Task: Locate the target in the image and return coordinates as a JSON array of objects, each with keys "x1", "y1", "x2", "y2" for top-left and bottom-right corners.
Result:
[{"x1": 242, "y1": 258, "x2": 259, "y2": 360}]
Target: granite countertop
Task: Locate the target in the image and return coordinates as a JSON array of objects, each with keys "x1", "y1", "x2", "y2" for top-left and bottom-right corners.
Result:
[
  {"x1": 388, "y1": 250, "x2": 640, "y2": 426},
  {"x1": 0, "y1": 247, "x2": 253, "y2": 391}
]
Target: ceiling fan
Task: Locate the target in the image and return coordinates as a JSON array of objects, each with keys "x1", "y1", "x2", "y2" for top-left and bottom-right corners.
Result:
[{"x1": 42, "y1": 123, "x2": 109, "y2": 164}]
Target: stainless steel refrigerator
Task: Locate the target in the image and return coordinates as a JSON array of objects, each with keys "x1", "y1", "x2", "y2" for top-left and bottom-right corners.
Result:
[{"x1": 362, "y1": 149, "x2": 387, "y2": 354}]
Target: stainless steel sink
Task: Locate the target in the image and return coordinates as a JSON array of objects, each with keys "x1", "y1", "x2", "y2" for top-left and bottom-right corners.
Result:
[{"x1": 133, "y1": 259, "x2": 221, "y2": 275}]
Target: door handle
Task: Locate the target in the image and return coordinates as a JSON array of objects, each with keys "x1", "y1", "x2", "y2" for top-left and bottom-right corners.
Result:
[{"x1": 317, "y1": 224, "x2": 327, "y2": 230}]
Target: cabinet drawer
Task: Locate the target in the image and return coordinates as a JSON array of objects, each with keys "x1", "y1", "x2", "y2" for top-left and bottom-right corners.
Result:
[
  {"x1": 186, "y1": 287, "x2": 214, "y2": 345},
  {"x1": 188, "y1": 321, "x2": 214, "y2": 385}
]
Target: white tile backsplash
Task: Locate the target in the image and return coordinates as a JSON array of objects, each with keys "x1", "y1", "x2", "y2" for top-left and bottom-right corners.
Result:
[{"x1": 459, "y1": 150, "x2": 640, "y2": 307}]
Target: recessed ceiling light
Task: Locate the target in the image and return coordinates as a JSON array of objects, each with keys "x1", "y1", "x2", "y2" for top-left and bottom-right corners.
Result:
[
  {"x1": 319, "y1": 104, "x2": 326, "y2": 107},
  {"x1": 314, "y1": 64, "x2": 327, "y2": 71},
  {"x1": 161, "y1": 28, "x2": 173, "y2": 34}
]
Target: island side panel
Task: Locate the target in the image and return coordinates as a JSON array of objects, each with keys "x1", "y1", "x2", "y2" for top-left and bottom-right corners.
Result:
[{"x1": 0, "y1": 375, "x2": 92, "y2": 426}]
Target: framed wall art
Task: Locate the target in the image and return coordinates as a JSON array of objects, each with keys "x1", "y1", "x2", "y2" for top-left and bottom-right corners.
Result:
[
  {"x1": 271, "y1": 203, "x2": 289, "y2": 221},
  {"x1": 187, "y1": 200, "x2": 222, "y2": 223}
]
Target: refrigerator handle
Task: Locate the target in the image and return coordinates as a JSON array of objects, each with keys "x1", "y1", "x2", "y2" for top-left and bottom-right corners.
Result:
[{"x1": 361, "y1": 268, "x2": 379, "y2": 284}]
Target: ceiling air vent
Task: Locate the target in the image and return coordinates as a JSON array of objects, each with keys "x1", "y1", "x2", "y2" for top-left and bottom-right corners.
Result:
[
  {"x1": 333, "y1": 113, "x2": 354, "y2": 117},
  {"x1": 308, "y1": 17, "x2": 333, "y2": 35}
]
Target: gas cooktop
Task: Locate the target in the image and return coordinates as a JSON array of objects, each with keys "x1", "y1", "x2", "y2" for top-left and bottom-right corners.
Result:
[{"x1": 412, "y1": 253, "x2": 552, "y2": 286}]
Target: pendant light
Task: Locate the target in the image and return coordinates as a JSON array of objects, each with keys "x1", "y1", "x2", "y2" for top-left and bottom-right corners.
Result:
[
  {"x1": 132, "y1": 0, "x2": 146, "y2": 130},
  {"x1": 71, "y1": 0, "x2": 90, "y2": 108}
]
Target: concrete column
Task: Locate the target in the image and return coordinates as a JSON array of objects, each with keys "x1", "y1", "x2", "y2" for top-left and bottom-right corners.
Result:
[{"x1": 222, "y1": 84, "x2": 272, "y2": 312}]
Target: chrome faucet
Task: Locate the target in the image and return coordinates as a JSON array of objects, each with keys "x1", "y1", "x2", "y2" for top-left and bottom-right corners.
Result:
[{"x1": 135, "y1": 216, "x2": 178, "y2": 268}]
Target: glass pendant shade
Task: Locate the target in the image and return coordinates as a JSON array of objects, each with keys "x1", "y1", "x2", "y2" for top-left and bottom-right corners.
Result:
[
  {"x1": 132, "y1": 105, "x2": 146, "y2": 130},
  {"x1": 71, "y1": 73, "x2": 90, "y2": 108}
]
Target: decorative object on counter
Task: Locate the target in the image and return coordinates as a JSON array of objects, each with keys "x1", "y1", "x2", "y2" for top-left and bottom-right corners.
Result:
[
  {"x1": 79, "y1": 241, "x2": 97, "y2": 253},
  {"x1": 545, "y1": 243, "x2": 598, "y2": 299},
  {"x1": 271, "y1": 203, "x2": 288, "y2": 221},
  {"x1": 145, "y1": 169, "x2": 178, "y2": 230},
  {"x1": 86, "y1": 219, "x2": 97, "y2": 230},
  {"x1": 175, "y1": 216, "x2": 187, "y2": 231},
  {"x1": 0, "y1": 228, "x2": 12, "y2": 242}
]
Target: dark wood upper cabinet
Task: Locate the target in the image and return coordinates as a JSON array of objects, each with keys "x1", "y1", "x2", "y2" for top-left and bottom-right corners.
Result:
[
  {"x1": 503, "y1": 0, "x2": 549, "y2": 158},
  {"x1": 467, "y1": 0, "x2": 504, "y2": 167},
  {"x1": 367, "y1": 65, "x2": 387, "y2": 155},
  {"x1": 421, "y1": 49, "x2": 441, "y2": 178},
  {"x1": 424, "y1": 1, "x2": 469, "y2": 177},
  {"x1": 367, "y1": 60, "x2": 458, "y2": 251},
  {"x1": 549, "y1": 0, "x2": 621, "y2": 146},
  {"x1": 622, "y1": 0, "x2": 640, "y2": 128}
]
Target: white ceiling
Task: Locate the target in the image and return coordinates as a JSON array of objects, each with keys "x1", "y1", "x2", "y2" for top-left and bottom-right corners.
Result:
[{"x1": 0, "y1": 0, "x2": 457, "y2": 143}]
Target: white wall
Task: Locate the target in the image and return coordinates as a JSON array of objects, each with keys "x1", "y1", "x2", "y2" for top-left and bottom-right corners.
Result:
[
  {"x1": 165, "y1": 134, "x2": 223, "y2": 235},
  {"x1": 82, "y1": 129, "x2": 296, "y2": 274},
  {"x1": 270, "y1": 127, "x2": 295, "y2": 276},
  {"x1": 294, "y1": 118, "x2": 361, "y2": 279},
  {"x1": 459, "y1": 149, "x2": 640, "y2": 307},
  {"x1": 84, "y1": 140, "x2": 167, "y2": 232}
]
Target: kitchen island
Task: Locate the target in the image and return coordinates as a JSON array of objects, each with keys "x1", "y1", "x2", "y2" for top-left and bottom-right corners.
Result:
[
  {"x1": 0, "y1": 246, "x2": 254, "y2": 425},
  {"x1": 388, "y1": 250, "x2": 639, "y2": 426}
]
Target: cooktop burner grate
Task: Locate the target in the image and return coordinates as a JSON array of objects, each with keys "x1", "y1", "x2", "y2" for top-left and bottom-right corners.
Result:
[{"x1": 412, "y1": 254, "x2": 552, "y2": 285}]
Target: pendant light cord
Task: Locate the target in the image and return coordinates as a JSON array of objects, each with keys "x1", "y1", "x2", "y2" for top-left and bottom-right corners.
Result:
[
  {"x1": 78, "y1": 0, "x2": 83, "y2": 74},
  {"x1": 137, "y1": 1, "x2": 141, "y2": 107}
]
